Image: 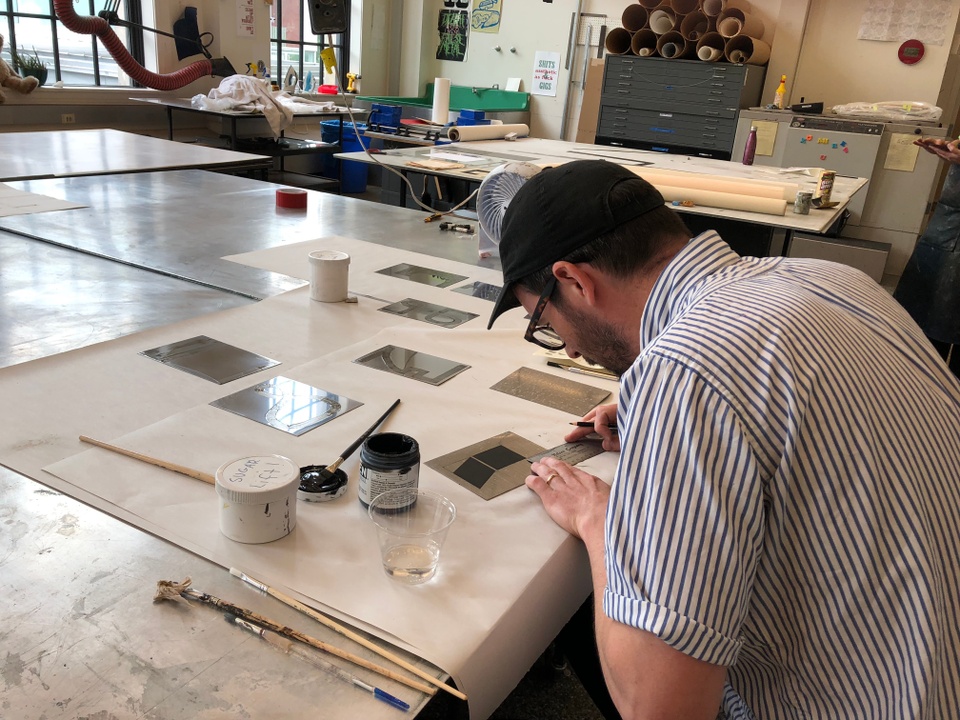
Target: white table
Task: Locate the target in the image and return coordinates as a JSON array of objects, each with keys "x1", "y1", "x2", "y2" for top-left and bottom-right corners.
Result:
[
  {"x1": 0, "y1": 128, "x2": 271, "y2": 181},
  {"x1": 339, "y1": 137, "x2": 869, "y2": 257},
  {"x1": 0, "y1": 173, "x2": 608, "y2": 720}
]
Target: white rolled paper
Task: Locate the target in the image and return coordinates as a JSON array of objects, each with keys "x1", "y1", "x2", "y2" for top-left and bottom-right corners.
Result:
[
  {"x1": 432, "y1": 77, "x2": 451, "y2": 125},
  {"x1": 446, "y1": 124, "x2": 530, "y2": 142},
  {"x1": 309, "y1": 250, "x2": 350, "y2": 303},
  {"x1": 649, "y1": 9, "x2": 677, "y2": 35},
  {"x1": 631, "y1": 29, "x2": 659, "y2": 56},
  {"x1": 696, "y1": 31, "x2": 727, "y2": 62}
]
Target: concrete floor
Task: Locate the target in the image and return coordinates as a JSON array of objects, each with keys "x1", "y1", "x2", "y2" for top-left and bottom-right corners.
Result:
[{"x1": 0, "y1": 188, "x2": 608, "y2": 718}]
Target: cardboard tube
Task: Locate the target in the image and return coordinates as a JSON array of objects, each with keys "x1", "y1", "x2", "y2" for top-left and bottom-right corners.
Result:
[
  {"x1": 679, "y1": 11, "x2": 711, "y2": 41},
  {"x1": 622, "y1": 5, "x2": 648, "y2": 32},
  {"x1": 631, "y1": 29, "x2": 659, "y2": 56},
  {"x1": 724, "y1": 34, "x2": 771, "y2": 65},
  {"x1": 604, "y1": 27, "x2": 634, "y2": 55},
  {"x1": 638, "y1": 0, "x2": 664, "y2": 9},
  {"x1": 696, "y1": 31, "x2": 726, "y2": 61},
  {"x1": 649, "y1": 8, "x2": 677, "y2": 34},
  {"x1": 669, "y1": 0, "x2": 700, "y2": 14},
  {"x1": 446, "y1": 123, "x2": 529, "y2": 142},
  {"x1": 701, "y1": 0, "x2": 726, "y2": 17},
  {"x1": 657, "y1": 31, "x2": 694, "y2": 59},
  {"x1": 654, "y1": 183, "x2": 788, "y2": 216},
  {"x1": 431, "y1": 78, "x2": 451, "y2": 125},
  {"x1": 632, "y1": 167, "x2": 801, "y2": 201},
  {"x1": 718, "y1": 7, "x2": 765, "y2": 39}
]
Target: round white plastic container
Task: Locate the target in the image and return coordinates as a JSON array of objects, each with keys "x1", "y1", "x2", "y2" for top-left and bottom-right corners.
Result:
[{"x1": 215, "y1": 455, "x2": 299, "y2": 544}]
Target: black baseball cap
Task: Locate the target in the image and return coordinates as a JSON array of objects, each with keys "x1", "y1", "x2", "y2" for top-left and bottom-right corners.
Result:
[{"x1": 487, "y1": 160, "x2": 665, "y2": 329}]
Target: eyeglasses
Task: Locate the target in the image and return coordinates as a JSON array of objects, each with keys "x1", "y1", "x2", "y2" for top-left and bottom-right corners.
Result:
[{"x1": 524, "y1": 275, "x2": 566, "y2": 350}]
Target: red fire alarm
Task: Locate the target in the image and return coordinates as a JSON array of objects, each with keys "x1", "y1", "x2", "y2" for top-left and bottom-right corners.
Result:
[{"x1": 898, "y1": 39, "x2": 925, "y2": 64}]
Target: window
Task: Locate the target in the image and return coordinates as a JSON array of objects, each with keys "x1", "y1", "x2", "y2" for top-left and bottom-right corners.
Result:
[
  {"x1": 269, "y1": 0, "x2": 349, "y2": 92},
  {"x1": 1, "y1": 0, "x2": 143, "y2": 86}
]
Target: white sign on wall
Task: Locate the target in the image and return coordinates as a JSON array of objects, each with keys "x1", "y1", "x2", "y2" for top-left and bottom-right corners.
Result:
[{"x1": 531, "y1": 50, "x2": 560, "y2": 97}]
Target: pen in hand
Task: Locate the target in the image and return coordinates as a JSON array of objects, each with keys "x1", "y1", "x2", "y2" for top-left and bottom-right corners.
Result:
[{"x1": 569, "y1": 421, "x2": 619, "y2": 432}]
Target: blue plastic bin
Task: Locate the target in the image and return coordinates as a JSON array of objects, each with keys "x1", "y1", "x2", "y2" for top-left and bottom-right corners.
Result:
[{"x1": 320, "y1": 120, "x2": 370, "y2": 193}]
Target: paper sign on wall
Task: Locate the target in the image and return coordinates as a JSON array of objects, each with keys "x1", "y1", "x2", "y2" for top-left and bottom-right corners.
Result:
[
  {"x1": 237, "y1": 0, "x2": 254, "y2": 37},
  {"x1": 438, "y1": 9, "x2": 469, "y2": 62},
  {"x1": 472, "y1": 0, "x2": 502, "y2": 33},
  {"x1": 884, "y1": 132, "x2": 921, "y2": 172},
  {"x1": 532, "y1": 51, "x2": 560, "y2": 97}
]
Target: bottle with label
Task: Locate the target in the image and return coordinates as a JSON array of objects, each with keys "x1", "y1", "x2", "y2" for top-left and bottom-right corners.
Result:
[
  {"x1": 742, "y1": 126, "x2": 757, "y2": 165},
  {"x1": 774, "y1": 74, "x2": 787, "y2": 110}
]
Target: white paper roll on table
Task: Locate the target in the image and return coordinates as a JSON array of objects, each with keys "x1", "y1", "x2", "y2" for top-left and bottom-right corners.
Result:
[
  {"x1": 432, "y1": 77, "x2": 451, "y2": 125},
  {"x1": 446, "y1": 124, "x2": 530, "y2": 142},
  {"x1": 656, "y1": 183, "x2": 788, "y2": 216},
  {"x1": 631, "y1": 167, "x2": 800, "y2": 201}
]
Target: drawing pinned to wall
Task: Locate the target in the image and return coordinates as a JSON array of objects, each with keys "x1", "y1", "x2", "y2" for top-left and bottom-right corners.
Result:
[
  {"x1": 472, "y1": 0, "x2": 502, "y2": 33},
  {"x1": 438, "y1": 9, "x2": 469, "y2": 62},
  {"x1": 858, "y1": 0, "x2": 951, "y2": 46},
  {"x1": 531, "y1": 50, "x2": 560, "y2": 97}
]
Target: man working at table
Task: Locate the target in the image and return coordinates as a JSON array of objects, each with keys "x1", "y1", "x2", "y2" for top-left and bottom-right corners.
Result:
[{"x1": 486, "y1": 160, "x2": 960, "y2": 719}]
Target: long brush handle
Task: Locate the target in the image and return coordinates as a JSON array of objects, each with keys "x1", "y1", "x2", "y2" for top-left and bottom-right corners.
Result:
[
  {"x1": 182, "y1": 588, "x2": 436, "y2": 696},
  {"x1": 80, "y1": 435, "x2": 215, "y2": 485},
  {"x1": 325, "y1": 398, "x2": 401, "y2": 474},
  {"x1": 231, "y1": 568, "x2": 467, "y2": 700}
]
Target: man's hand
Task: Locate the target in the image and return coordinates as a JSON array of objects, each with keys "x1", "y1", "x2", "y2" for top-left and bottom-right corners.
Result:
[
  {"x1": 564, "y1": 402, "x2": 620, "y2": 452},
  {"x1": 526, "y1": 457, "x2": 610, "y2": 540},
  {"x1": 916, "y1": 137, "x2": 960, "y2": 164}
]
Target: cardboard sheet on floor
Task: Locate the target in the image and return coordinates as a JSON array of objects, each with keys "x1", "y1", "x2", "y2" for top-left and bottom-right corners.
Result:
[
  {"x1": 426, "y1": 432, "x2": 545, "y2": 500},
  {"x1": 491, "y1": 367, "x2": 611, "y2": 416}
]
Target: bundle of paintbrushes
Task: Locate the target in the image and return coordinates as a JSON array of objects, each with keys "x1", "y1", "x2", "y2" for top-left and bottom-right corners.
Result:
[{"x1": 153, "y1": 574, "x2": 467, "y2": 710}]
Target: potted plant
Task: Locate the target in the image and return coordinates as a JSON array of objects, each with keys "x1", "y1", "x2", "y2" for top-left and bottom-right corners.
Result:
[{"x1": 13, "y1": 46, "x2": 47, "y2": 86}]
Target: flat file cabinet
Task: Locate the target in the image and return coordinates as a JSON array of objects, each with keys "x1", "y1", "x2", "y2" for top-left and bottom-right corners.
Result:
[{"x1": 595, "y1": 56, "x2": 765, "y2": 160}]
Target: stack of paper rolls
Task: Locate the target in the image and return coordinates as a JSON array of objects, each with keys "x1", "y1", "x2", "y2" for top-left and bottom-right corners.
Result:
[
  {"x1": 611, "y1": 0, "x2": 767, "y2": 64},
  {"x1": 626, "y1": 166, "x2": 798, "y2": 216}
]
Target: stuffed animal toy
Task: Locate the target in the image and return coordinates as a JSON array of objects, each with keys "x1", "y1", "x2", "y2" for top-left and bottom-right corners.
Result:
[{"x1": 0, "y1": 35, "x2": 40, "y2": 103}]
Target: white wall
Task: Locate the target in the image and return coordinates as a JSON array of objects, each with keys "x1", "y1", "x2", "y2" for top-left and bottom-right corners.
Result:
[
  {"x1": 399, "y1": 0, "x2": 580, "y2": 139},
  {"x1": 793, "y1": 0, "x2": 960, "y2": 112}
]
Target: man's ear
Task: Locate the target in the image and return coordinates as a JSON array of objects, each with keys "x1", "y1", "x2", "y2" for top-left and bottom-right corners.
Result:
[{"x1": 552, "y1": 261, "x2": 600, "y2": 307}]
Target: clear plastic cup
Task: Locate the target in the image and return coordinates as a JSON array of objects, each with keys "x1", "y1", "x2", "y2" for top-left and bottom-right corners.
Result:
[{"x1": 368, "y1": 489, "x2": 456, "y2": 584}]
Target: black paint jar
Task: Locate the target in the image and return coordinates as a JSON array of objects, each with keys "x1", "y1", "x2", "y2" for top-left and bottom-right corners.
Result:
[{"x1": 358, "y1": 432, "x2": 420, "y2": 508}]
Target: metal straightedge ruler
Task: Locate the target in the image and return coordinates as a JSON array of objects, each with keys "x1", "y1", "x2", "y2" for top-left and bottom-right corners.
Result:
[{"x1": 526, "y1": 439, "x2": 605, "y2": 465}]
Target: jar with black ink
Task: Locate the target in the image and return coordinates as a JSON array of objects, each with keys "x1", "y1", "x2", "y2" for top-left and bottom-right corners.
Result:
[{"x1": 358, "y1": 432, "x2": 420, "y2": 509}]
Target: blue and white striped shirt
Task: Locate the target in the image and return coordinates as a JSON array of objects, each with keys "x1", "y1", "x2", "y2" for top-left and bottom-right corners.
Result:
[{"x1": 603, "y1": 231, "x2": 960, "y2": 719}]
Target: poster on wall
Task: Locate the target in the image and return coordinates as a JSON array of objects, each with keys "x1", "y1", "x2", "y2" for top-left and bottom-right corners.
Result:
[
  {"x1": 531, "y1": 50, "x2": 560, "y2": 97},
  {"x1": 237, "y1": 0, "x2": 254, "y2": 37},
  {"x1": 472, "y1": 0, "x2": 503, "y2": 33},
  {"x1": 438, "y1": 9, "x2": 469, "y2": 62},
  {"x1": 858, "y1": 0, "x2": 950, "y2": 46}
]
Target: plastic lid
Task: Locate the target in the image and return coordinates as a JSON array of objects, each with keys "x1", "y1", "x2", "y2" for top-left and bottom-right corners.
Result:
[{"x1": 215, "y1": 455, "x2": 299, "y2": 505}]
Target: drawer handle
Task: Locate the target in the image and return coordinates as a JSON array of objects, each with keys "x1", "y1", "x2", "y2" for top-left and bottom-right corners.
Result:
[
  {"x1": 710, "y1": 90, "x2": 723, "y2": 95},
  {"x1": 619, "y1": 74, "x2": 632, "y2": 79},
  {"x1": 711, "y1": 83, "x2": 724, "y2": 87},
  {"x1": 617, "y1": 89, "x2": 630, "y2": 94},
  {"x1": 618, "y1": 82, "x2": 631, "y2": 86},
  {"x1": 613, "y1": 123, "x2": 626, "y2": 128},
  {"x1": 705, "y1": 111, "x2": 720, "y2": 116},
  {"x1": 702, "y1": 133, "x2": 716, "y2": 138}
]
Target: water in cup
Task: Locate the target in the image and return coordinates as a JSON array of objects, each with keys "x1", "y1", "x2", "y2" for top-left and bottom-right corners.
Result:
[
  {"x1": 368, "y1": 488, "x2": 456, "y2": 585},
  {"x1": 383, "y1": 541, "x2": 440, "y2": 582}
]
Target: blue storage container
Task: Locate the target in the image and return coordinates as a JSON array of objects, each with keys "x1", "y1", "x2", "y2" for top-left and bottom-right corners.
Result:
[{"x1": 320, "y1": 120, "x2": 370, "y2": 193}]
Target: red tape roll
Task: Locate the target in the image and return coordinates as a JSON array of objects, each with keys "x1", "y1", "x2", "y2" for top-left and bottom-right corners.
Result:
[{"x1": 276, "y1": 188, "x2": 308, "y2": 209}]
